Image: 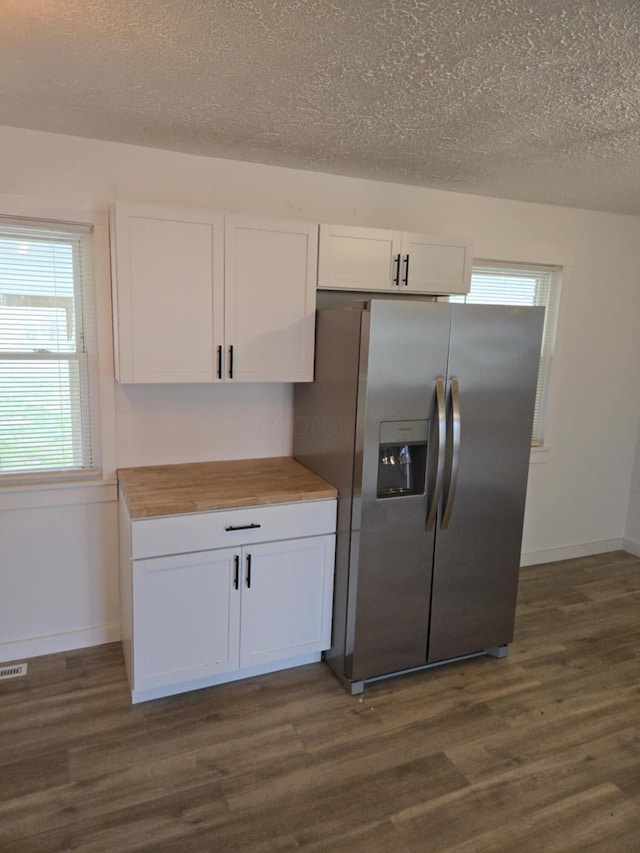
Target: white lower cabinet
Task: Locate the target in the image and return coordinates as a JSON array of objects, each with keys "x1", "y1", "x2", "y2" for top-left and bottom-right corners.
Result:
[
  {"x1": 239, "y1": 537, "x2": 334, "y2": 669},
  {"x1": 120, "y1": 498, "x2": 336, "y2": 703},
  {"x1": 133, "y1": 548, "x2": 241, "y2": 691}
]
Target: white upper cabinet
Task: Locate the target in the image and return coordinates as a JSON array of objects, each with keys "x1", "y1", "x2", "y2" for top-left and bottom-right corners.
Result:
[
  {"x1": 224, "y1": 215, "x2": 318, "y2": 382},
  {"x1": 317, "y1": 224, "x2": 403, "y2": 292},
  {"x1": 399, "y1": 232, "x2": 473, "y2": 294},
  {"x1": 110, "y1": 203, "x2": 224, "y2": 383},
  {"x1": 317, "y1": 223, "x2": 473, "y2": 295},
  {"x1": 110, "y1": 203, "x2": 318, "y2": 383}
]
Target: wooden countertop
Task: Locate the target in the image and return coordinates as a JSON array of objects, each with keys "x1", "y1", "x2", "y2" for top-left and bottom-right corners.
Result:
[{"x1": 117, "y1": 457, "x2": 338, "y2": 519}]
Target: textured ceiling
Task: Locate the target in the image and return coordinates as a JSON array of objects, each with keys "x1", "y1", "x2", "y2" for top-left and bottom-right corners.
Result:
[{"x1": 2, "y1": 0, "x2": 640, "y2": 214}]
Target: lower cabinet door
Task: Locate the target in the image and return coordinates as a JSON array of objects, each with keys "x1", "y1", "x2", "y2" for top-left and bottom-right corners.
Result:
[
  {"x1": 239, "y1": 535, "x2": 335, "y2": 669},
  {"x1": 133, "y1": 547, "x2": 240, "y2": 691}
]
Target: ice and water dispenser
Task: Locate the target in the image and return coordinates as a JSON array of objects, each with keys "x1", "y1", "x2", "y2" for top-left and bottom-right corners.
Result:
[{"x1": 376, "y1": 419, "x2": 428, "y2": 499}]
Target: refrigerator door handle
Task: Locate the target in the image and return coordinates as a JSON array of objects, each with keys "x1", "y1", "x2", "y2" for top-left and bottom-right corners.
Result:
[
  {"x1": 441, "y1": 377, "x2": 461, "y2": 530},
  {"x1": 426, "y1": 377, "x2": 446, "y2": 531}
]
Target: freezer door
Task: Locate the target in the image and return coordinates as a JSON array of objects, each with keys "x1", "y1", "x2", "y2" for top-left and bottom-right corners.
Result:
[
  {"x1": 428, "y1": 304, "x2": 544, "y2": 662},
  {"x1": 294, "y1": 307, "x2": 365, "y2": 679},
  {"x1": 349, "y1": 300, "x2": 451, "y2": 681}
]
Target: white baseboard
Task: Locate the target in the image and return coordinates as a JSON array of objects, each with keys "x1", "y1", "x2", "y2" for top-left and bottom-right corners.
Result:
[
  {"x1": 623, "y1": 537, "x2": 640, "y2": 557},
  {"x1": 520, "y1": 538, "x2": 626, "y2": 567},
  {"x1": 0, "y1": 622, "x2": 121, "y2": 665}
]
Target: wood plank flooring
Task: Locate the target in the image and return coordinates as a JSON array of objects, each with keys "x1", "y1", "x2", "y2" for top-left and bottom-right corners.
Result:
[{"x1": 1, "y1": 550, "x2": 639, "y2": 852}]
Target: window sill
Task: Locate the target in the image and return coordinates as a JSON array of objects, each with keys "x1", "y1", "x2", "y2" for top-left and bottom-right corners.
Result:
[
  {"x1": 0, "y1": 476, "x2": 117, "y2": 511},
  {"x1": 530, "y1": 446, "x2": 551, "y2": 465}
]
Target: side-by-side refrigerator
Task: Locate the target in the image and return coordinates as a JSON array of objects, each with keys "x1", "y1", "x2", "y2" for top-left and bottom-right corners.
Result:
[{"x1": 294, "y1": 299, "x2": 544, "y2": 694}]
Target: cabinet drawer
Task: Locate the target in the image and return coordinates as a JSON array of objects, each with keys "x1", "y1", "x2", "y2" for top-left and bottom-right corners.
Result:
[{"x1": 130, "y1": 499, "x2": 337, "y2": 559}]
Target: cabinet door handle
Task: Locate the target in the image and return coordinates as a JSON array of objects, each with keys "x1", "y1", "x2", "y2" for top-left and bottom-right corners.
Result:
[
  {"x1": 402, "y1": 254, "x2": 410, "y2": 286},
  {"x1": 233, "y1": 555, "x2": 240, "y2": 590},
  {"x1": 225, "y1": 523, "x2": 261, "y2": 532},
  {"x1": 246, "y1": 553, "x2": 252, "y2": 588},
  {"x1": 228, "y1": 344, "x2": 234, "y2": 379},
  {"x1": 217, "y1": 345, "x2": 223, "y2": 380},
  {"x1": 393, "y1": 253, "x2": 401, "y2": 287}
]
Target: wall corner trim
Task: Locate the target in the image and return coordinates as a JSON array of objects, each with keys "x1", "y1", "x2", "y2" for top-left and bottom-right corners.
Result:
[{"x1": 622, "y1": 537, "x2": 640, "y2": 558}]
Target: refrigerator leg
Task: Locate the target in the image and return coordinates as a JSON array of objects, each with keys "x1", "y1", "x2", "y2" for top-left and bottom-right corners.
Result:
[
  {"x1": 485, "y1": 645, "x2": 509, "y2": 659},
  {"x1": 328, "y1": 667, "x2": 365, "y2": 695},
  {"x1": 323, "y1": 655, "x2": 366, "y2": 695}
]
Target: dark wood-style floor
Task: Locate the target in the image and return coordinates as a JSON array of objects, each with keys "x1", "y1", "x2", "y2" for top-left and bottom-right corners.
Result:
[{"x1": 1, "y1": 551, "x2": 640, "y2": 852}]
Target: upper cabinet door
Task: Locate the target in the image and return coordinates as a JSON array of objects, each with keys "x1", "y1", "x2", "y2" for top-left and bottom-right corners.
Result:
[
  {"x1": 111, "y1": 202, "x2": 224, "y2": 383},
  {"x1": 399, "y1": 232, "x2": 473, "y2": 295},
  {"x1": 317, "y1": 224, "x2": 403, "y2": 291},
  {"x1": 224, "y1": 216, "x2": 318, "y2": 382}
]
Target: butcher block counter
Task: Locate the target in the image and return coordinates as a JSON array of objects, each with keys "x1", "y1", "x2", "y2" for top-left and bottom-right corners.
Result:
[{"x1": 117, "y1": 456, "x2": 337, "y2": 519}]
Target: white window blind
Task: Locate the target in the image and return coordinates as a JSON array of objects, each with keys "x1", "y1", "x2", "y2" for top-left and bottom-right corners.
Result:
[
  {"x1": 450, "y1": 261, "x2": 561, "y2": 446},
  {"x1": 0, "y1": 218, "x2": 101, "y2": 480}
]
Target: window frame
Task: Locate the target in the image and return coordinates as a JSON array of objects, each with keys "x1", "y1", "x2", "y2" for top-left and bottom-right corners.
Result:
[{"x1": 0, "y1": 217, "x2": 102, "y2": 484}]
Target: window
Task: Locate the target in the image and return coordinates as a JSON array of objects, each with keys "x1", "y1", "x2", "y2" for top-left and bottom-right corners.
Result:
[
  {"x1": 450, "y1": 261, "x2": 561, "y2": 447},
  {"x1": 0, "y1": 218, "x2": 101, "y2": 481}
]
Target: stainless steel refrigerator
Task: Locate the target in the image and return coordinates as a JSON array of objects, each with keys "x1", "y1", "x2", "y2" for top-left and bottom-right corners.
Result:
[{"x1": 294, "y1": 299, "x2": 544, "y2": 694}]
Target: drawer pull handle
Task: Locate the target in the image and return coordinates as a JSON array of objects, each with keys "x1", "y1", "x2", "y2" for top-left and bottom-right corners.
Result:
[{"x1": 225, "y1": 523, "x2": 262, "y2": 532}]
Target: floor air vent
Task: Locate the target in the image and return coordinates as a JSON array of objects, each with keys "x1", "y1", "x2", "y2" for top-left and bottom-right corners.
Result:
[{"x1": 0, "y1": 663, "x2": 28, "y2": 680}]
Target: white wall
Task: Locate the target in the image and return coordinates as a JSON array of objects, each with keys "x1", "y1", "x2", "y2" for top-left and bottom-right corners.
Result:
[
  {"x1": 0, "y1": 484, "x2": 119, "y2": 661},
  {"x1": 1, "y1": 125, "x2": 640, "y2": 661}
]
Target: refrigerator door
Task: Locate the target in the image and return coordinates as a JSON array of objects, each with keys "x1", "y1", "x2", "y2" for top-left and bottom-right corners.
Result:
[
  {"x1": 349, "y1": 300, "x2": 451, "y2": 681},
  {"x1": 428, "y1": 304, "x2": 544, "y2": 662}
]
